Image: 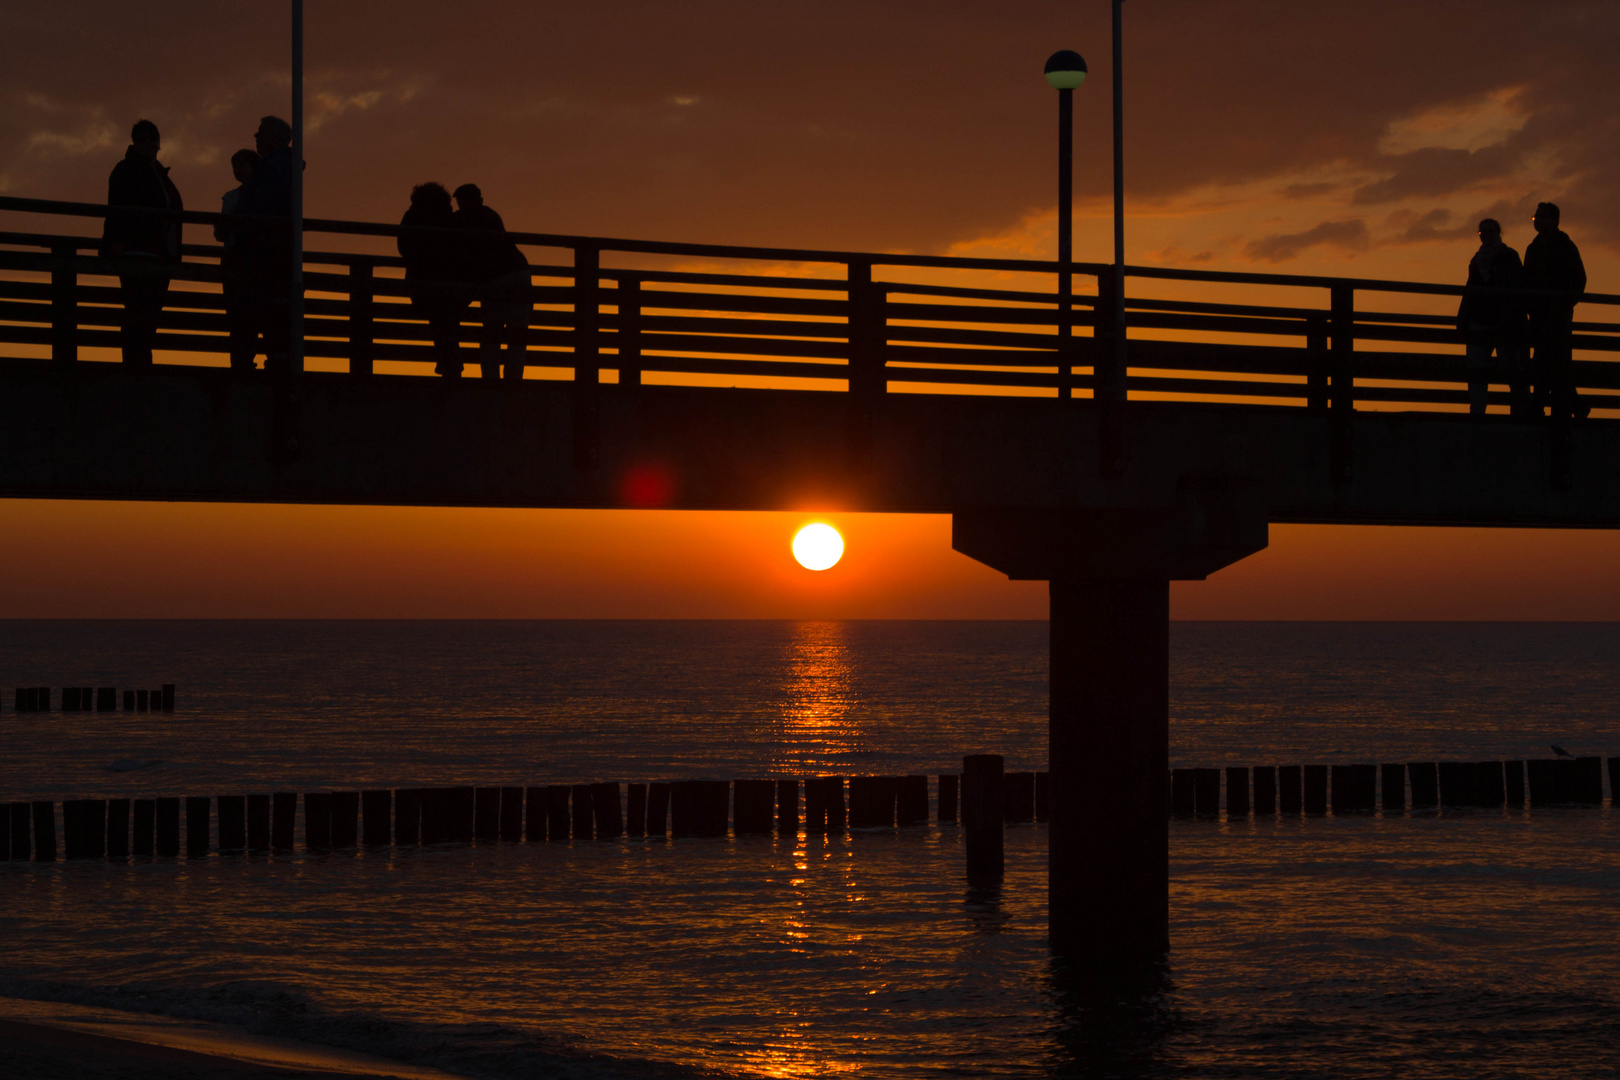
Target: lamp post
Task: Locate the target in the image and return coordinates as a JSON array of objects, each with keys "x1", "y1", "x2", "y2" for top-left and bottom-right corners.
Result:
[{"x1": 1044, "y1": 50, "x2": 1087, "y2": 399}]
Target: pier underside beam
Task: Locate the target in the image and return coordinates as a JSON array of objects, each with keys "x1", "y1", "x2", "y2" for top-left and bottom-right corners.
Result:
[{"x1": 952, "y1": 499, "x2": 1266, "y2": 964}]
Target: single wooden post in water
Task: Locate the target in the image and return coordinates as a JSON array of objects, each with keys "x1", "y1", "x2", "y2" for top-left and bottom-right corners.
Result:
[
  {"x1": 217, "y1": 796, "x2": 247, "y2": 853},
  {"x1": 846, "y1": 776, "x2": 875, "y2": 829},
  {"x1": 1330, "y1": 765, "x2": 1354, "y2": 815},
  {"x1": 1193, "y1": 769, "x2": 1221, "y2": 818},
  {"x1": 937, "y1": 774, "x2": 959, "y2": 823},
  {"x1": 524, "y1": 786, "x2": 546, "y2": 842},
  {"x1": 303, "y1": 792, "x2": 331, "y2": 851},
  {"x1": 825, "y1": 777, "x2": 847, "y2": 832},
  {"x1": 107, "y1": 798, "x2": 130, "y2": 858},
  {"x1": 594, "y1": 782, "x2": 624, "y2": 839},
  {"x1": 123, "y1": 690, "x2": 135, "y2": 711},
  {"x1": 545, "y1": 786, "x2": 571, "y2": 841},
  {"x1": 775, "y1": 779, "x2": 799, "y2": 836},
  {"x1": 133, "y1": 799, "x2": 156, "y2": 857},
  {"x1": 899, "y1": 775, "x2": 929, "y2": 826},
  {"x1": 1351, "y1": 764, "x2": 1377, "y2": 811},
  {"x1": 32, "y1": 801, "x2": 56, "y2": 861},
  {"x1": 1252, "y1": 766, "x2": 1276, "y2": 815},
  {"x1": 1033, "y1": 771, "x2": 1051, "y2": 823},
  {"x1": 396, "y1": 789, "x2": 424, "y2": 846},
  {"x1": 185, "y1": 796, "x2": 210, "y2": 858},
  {"x1": 625, "y1": 783, "x2": 647, "y2": 838},
  {"x1": 474, "y1": 787, "x2": 502, "y2": 841},
  {"x1": 137, "y1": 689, "x2": 148, "y2": 712},
  {"x1": 161, "y1": 684, "x2": 175, "y2": 712},
  {"x1": 1504, "y1": 761, "x2": 1526, "y2": 808},
  {"x1": 1408, "y1": 762, "x2": 1439, "y2": 808},
  {"x1": 962, "y1": 754, "x2": 1004, "y2": 884},
  {"x1": 63, "y1": 800, "x2": 105, "y2": 859},
  {"x1": 155, "y1": 797, "x2": 180, "y2": 857},
  {"x1": 271, "y1": 792, "x2": 297, "y2": 851},
  {"x1": 803, "y1": 777, "x2": 829, "y2": 833},
  {"x1": 646, "y1": 782, "x2": 670, "y2": 837},
  {"x1": 362, "y1": 790, "x2": 391, "y2": 847},
  {"x1": 1575, "y1": 757, "x2": 1604, "y2": 805},
  {"x1": 499, "y1": 786, "x2": 523, "y2": 842},
  {"x1": 733, "y1": 779, "x2": 775, "y2": 835},
  {"x1": 448, "y1": 787, "x2": 476, "y2": 843},
  {"x1": 1225, "y1": 767, "x2": 1250, "y2": 818},
  {"x1": 0, "y1": 805, "x2": 12, "y2": 860},
  {"x1": 1170, "y1": 768, "x2": 1196, "y2": 817},
  {"x1": 1278, "y1": 765, "x2": 1303, "y2": 815},
  {"x1": 1003, "y1": 771, "x2": 1036, "y2": 823},
  {"x1": 1303, "y1": 765, "x2": 1328, "y2": 814},
  {"x1": 417, "y1": 789, "x2": 444, "y2": 844},
  {"x1": 247, "y1": 794, "x2": 271, "y2": 852},
  {"x1": 1381, "y1": 763, "x2": 1406, "y2": 812},
  {"x1": 570, "y1": 785, "x2": 595, "y2": 840},
  {"x1": 1608, "y1": 757, "x2": 1618, "y2": 807},
  {"x1": 1437, "y1": 762, "x2": 1468, "y2": 808},
  {"x1": 330, "y1": 791, "x2": 359, "y2": 848}
]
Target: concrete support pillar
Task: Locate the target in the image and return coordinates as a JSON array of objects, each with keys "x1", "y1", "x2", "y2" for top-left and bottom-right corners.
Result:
[{"x1": 1048, "y1": 577, "x2": 1169, "y2": 962}]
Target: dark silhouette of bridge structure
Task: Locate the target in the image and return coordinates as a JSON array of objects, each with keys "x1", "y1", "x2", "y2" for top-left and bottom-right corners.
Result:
[{"x1": 3, "y1": 193, "x2": 1618, "y2": 965}]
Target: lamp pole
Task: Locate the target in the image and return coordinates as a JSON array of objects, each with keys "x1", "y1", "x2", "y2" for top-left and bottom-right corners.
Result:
[
  {"x1": 1111, "y1": 0, "x2": 1125, "y2": 402},
  {"x1": 290, "y1": 0, "x2": 304, "y2": 377},
  {"x1": 1044, "y1": 51, "x2": 1087, "y2": 400}
]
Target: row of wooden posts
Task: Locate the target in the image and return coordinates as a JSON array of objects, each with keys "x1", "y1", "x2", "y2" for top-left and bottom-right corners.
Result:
[
  {"x1": 0, "y1": 768, "x2": 1056, "y2": 862},
  {"x1": 11, "y1": 685, "x2": 176, "y2": 713},
  {"x1": 1171, "y1": 757, "x2": 1614, "y2": 816}
]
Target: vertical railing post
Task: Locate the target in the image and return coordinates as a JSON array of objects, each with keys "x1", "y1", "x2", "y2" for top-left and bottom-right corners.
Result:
[
  {"x1": 846, "y1": 259, "x2": 882, "y2": 472},
  {"x1": 1329, "y1": 284, "x2": 1354, "y2": 486},
  {"x1": 1056, "y1": 263, "x2": 1074, "y2": 400},
  {"x1": 50, "y1": 240, "x2": 76, "y2": 368},
  {"x1": 1305, "y1": 311, "x2": 1328, "y2": 413},
  {"x1": 618, "y1": 275, "x2": 642, "y2": 389},
  {"x1": 574, "y1": 245, "x2": 601, "y2": 471},
  {"x1": 349, "y1": 260, "x2": 373, "y2": 377}
]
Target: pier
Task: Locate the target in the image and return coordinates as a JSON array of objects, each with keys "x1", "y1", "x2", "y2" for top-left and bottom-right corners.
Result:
[{"x1": 3, "y1": 194, "x2": 1620, "y2": 964}]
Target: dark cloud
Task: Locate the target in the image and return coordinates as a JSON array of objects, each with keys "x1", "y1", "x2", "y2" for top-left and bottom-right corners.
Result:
[{"x1": 1244, "y1": 219, "x2": 1369, "y2": 263}]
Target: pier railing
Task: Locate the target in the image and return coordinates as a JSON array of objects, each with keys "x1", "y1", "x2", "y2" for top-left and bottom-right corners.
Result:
[{"x1": 2, "y1": 194, "x2": 1618, "y2": 415}]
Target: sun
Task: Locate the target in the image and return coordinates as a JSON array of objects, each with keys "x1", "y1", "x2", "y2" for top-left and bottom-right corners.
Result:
[{"x1": 792, "y1": 523, "x2": 844, "y2": 571}]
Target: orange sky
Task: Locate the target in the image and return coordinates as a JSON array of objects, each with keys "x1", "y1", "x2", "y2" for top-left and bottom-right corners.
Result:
[{"x1": 2, "y1": 2, "x2": 1618, "y2": 618}]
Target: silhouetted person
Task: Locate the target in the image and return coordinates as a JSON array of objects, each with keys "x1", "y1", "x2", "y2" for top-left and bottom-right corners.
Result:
[
  {"x1": 452, "y1": 184, "x2": 533, "y2": 380},
  {"x1": 215, "y1": 148, "x2": 260, "y2": 371},
  {"x1": 1523, "y1": 202, "x2": 1588, "y2": 419},
  {"x1": 1456, "y1": 218, "x2": 1528, "y2": 416},
  {"x1": 102, "y1": 119, "x2": 182, "y2": 366},
  {"x1": 235, "y1": 116, "x2": 297, "y2": 374},
  {"x1": 398, "y1": 182, "x2": 464, "y2": 376}
]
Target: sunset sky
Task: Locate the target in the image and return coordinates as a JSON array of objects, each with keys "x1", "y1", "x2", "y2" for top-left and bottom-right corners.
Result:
[{"x1": 1, "y1": 0, "x2": 1617, "y2": 619}]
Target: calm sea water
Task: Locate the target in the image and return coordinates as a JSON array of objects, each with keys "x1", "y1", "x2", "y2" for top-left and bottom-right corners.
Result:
[{"x1": 0, "y1": 621, "x2": 1617, "y2": 1078}]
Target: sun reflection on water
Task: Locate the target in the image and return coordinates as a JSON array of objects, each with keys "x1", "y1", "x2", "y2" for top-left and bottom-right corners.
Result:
[{"x1": 774, "y1": 621, "x2": 862, "y2": 773}]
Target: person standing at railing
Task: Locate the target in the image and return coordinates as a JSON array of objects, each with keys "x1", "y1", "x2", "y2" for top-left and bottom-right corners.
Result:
[
  {"x1": 1456, "y1": 218, "x2": 1529, "y2": 417},
  {"x1": 1524, "y1": 202, "x2": 1588, "y2": 420},
  {"x1": 101, "y1": 119, "x2": 182, "y2": 367},
  {"x1": 235, "y1": 116, "x2": 297, "y2": 375},
  {"x1": 398, "y1": 182, "x2": 465, "y2": 377},
  {"x1": 452, "y1": 184, "x2": 533, "y2": 381},
  {"x1": 214, "y1": 149, "x2": 261, "y2": 372}
]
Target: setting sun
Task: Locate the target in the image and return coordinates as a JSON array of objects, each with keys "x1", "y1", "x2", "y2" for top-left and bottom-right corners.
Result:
[{"x1": 791, "y1": 523, "x2": 844, "y2": 571}]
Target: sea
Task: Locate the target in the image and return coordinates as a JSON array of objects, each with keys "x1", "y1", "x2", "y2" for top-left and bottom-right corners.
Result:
[{"x1": 0, "y1": 620, "x2": 1616, "y2": 1079}]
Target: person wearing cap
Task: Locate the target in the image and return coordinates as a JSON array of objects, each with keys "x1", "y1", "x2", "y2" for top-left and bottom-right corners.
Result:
[{"x1": 452, "y1": 183, "x2": 533, "y2": 380}]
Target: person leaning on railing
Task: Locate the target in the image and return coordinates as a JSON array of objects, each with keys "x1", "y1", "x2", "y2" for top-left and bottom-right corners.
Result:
[
  {"x1": 214, "y1": 148, "x2": 261, "y2": 372},
  {"x1": 1456, "y1": 218, "x2": 1530, "y2": 417},
  {"x1": 452, "y1": 183, "x2": 533, "y2": 381},
  {"x1": 397, "y1": 182, "x2": 466, "y2": 377},
  {"x1": 101, "y1": 118, "x2": 182, "y2": 367},
  {"x1": 234, "y1": 115, "x2": 298, "y2": 375}
]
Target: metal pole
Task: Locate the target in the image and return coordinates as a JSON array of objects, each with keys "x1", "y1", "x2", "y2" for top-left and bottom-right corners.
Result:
[
  {"x1": 1110, "y1": 0, "x2": 1125, "y2": 403},
  {"x1": 290, "y1": 0, "x2": 304, "y2": 375},
  {"x1": 1058, "y1": 86, "x2": 1073, "y2": 399}
]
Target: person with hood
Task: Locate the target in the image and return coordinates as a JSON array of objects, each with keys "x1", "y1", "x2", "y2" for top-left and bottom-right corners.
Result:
[
  {"x1": 102, "y1": 119, "x2": 182, "y2": 366},
  {"x1": 1523, "y1": 202, "x2": 1589, "y2": 419},
  {"x1": 398, "y1": 182, "x2": 465, "y2": 376},
  {"x1": 1456, "y1": 218, "x2": 1528, "y2": 416},
  {"x1": 452, "y1": 183, "x2": 533, "y2": 380},
  {"x1": 235, "y1": 115, "x2": 297, "y2": 374}
]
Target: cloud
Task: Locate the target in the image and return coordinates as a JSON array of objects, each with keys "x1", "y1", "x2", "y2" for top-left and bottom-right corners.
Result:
[{"x1": 1243, "y1": 218, "x2": 1369, "y2": 263}]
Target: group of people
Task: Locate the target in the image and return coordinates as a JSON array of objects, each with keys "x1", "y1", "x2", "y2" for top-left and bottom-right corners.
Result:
[
  {"x1": 104, "y1": 116, "x2": 296, "y2": 371},
  {"x1": 1458, "y1": 202, "x2": 1588, "y2": 419},
  {"x1": 397, "y1": 181, "x2": 533, "y2": 379},
  {"x1": 104, "y1": 116, "x2": 532, "y2": 379}
]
